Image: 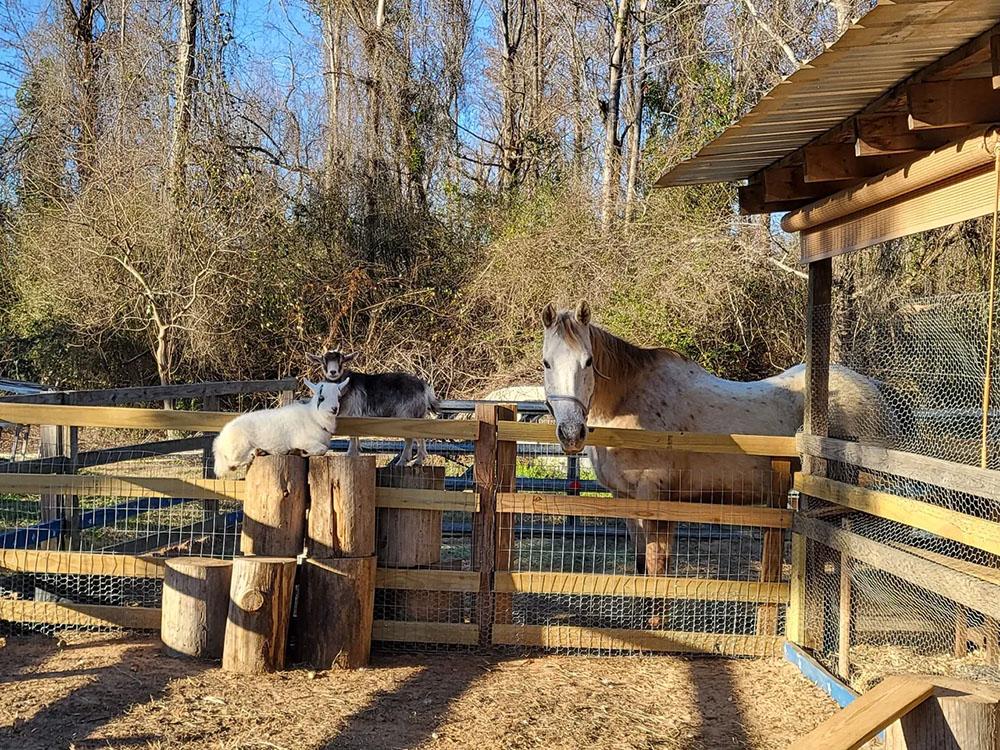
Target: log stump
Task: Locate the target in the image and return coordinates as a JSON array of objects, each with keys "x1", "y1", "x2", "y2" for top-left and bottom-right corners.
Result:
[
  {"x1": 161, "y1": 557, "x2": 234, "y2": 659},
  {"x1": 885, "y1": 676, "x2": 1000, "y2": 749},
  {"x1": 295, "y1": 556, "x2": 377, "y2": 669},
  {"x1": 307, "y1": 456, "x2": 376, "y2": 558},
  {"x1": 222, "y1": 557, "x2": 297, "y2": 674},
  {"x1": 375, "y1": 465, "x2": 445, "y2": 567},
  {"x1": 241, "y1": 455, "x2": 308, "y2": 557}
]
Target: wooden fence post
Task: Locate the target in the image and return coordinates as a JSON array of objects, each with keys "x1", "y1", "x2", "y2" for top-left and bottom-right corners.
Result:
[
  {"x1": 789, "y1": 257, "x2": 832, "y2": 650},
  {"x1": 38, "y1": 392, "x2": 67, "y2": 554},
  {"x1": 758, "y1": 457, "x2": 791, "y2": 636},
  {"x1": 839, "y1": 548, "x2": 853, "y2": 680},
  {"x1": 494, "y1": 406, "x2": 518, "y2": 627},
  {"x1": 473, "y1": 403, "x2": 514, "y2": 647},
  {"x1": 241, "y1": 455, "x2": 308, "y2": 557}
]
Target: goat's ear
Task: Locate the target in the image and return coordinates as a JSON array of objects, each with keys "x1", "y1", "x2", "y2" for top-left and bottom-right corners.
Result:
[
  {"x1": 575, "y1": 300, "x2": 591, "y2": 326},
  {"x1": 303, "y1": 378, "x2": 319, "y2": 393},
  {"x1": 306, "y1": 353, "x2": 323, "y2": 366},
  {"x1": 342, "y1": 352, "x2": 357, "y2": 363},
  {"x1": 338, "y1": 377, "x2": 350, "y2": 390},
  {"x1": 541, "y1": 302, "x2": 557, "y2": 328}
]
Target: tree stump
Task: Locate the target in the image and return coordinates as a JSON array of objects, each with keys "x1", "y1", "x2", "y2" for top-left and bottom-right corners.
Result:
[
  {"x1": 222, "y1": 557, "x2": 297, "y2": 674},
  {"x1": 307, "y1": 455, "x2": 376, "y2": 558},
  {"x1": 885, "y1": 676, "x2": 1000, "y2": 749},
  {"x1": 241, "y1": 455, "x2": 308, "y2": 557},
  {"x1": 161, "y1": 557, "x2": 234, "y2": 659},
  {"x1": 375, "y1": 465, "x2": 445, "y2": 567},
  {"x1": 295, "y1": 556, "x2": 376, "y2": 669}
]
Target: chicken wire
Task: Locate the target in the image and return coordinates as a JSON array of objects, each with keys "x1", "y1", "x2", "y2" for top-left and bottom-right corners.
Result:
[{"x1": 798, "y1": 246, "x2": 1000, "y2": 689}]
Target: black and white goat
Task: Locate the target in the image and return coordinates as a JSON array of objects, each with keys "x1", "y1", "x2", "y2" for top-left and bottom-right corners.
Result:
[{"x1": 307, "y1": 350, "x2": 439, "y2": 465}]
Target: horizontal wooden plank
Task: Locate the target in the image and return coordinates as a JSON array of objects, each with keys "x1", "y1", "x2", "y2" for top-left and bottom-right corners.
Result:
[
  {"x1": 795, "y1": 474, "x2": 1000, "y2": 557},
  {"x1": 888, "y1": 542, "x2": 1000, "y2": 587},
  {"x1": 372, "y1": 620, "x2": 478, "y2": 645},
  {"x1": 788, "y1": 674, "x2": 935, "y2": 750},
  {"x1": 376, "y1": 569, "x2": 480, "y2": 592},
  {"x1": 0, "y1": 379, "x2": 298, "y2": 406},
  {"x1": 491, "y1": 624, "x2": 784, "y2": 656},
  {"x1": 793, "y1": 515, "x2": 1000, "y2": 621},
  {"x1": 0, "y1": 404, "x2": 476, "y2": 440},
  {"x1": 496, "y1": 493, "x2": 793, "y2": 528},
  {"x1": 0, "y1": 550, "x2": 166, "y2": 578},
  {"x1": 797, "y1": 434, "x2": 1000, "y2": 502},
  {"x1": 494, "y1": 572, "x2": 789, "y2": 603},
  {"x1": 497, "y1": 422, "x2": 798, "y2": 456},
  {"x1": 0, "y1": 473, "x2": 245, "y2": 503},
  {"x1": 0, "y1": 600, "x2": 161, "y2": 629},
  {"x1": 375, "y1": 487, "x2": 477, "y2": 512}
]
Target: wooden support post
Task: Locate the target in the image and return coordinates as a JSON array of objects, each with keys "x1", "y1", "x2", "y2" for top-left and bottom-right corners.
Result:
[
  {"x1": 65, "y1": 425, "x2": 80, "y2": 550},
  {"x1": 38, "y1": 419, "x2": 65, "y2": 552},
  {"x1": 495, "y1": 406, "x2": 518, "y2": 626},
  {"x1": 838, "y1": 550, "x2": 853, "y2": 680},
  {"x1": 295, "y1": 556, "x2": 376, "y2": 669},
  {"x1": 278, "y1": 389, "x2": 295, "y2": 407},
  {"x1": 786, "y1": 532, "x2": 808, "y2": 645},
  {"x1": 375, "y1": 465, "x2": 445, "y2": 567},
  {"x1": 473, "y1": 403, "x2": 514, "y2": 647},
  {"x1": 884, "y1": 676, "x2": 1000, "y2": 749},
  {"x1": 757, "y1": 458, "x2": 791, "y2": 635},
  {"x1": 796, "y1": 257, "x2": 832, "y2": 651},
  {"x1": 240, "y1": 455, "x2": 308, "y2": 557},
  {"x1": 222, "y1": 557, "x2": 296, "y2": 674},
  {"x1": 161, "y1": 557, "x2": 233, "y2": 659},
  {"x1": 307, "y1": 455, "x2": 376, "y2": 558},
  {"x1": 201, "y1": 394, "x2": 220, "y2": 534}
]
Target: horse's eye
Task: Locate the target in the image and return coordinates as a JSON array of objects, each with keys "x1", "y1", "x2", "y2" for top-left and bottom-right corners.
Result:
[
  {"x1": 543, "y1": 360, "x2": 551, "y2": 369},
  {"x1": 584, "y1": 357, "x2": 593, "y2": 368}
]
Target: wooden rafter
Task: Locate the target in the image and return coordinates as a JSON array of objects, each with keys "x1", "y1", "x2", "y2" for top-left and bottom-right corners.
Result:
[
  {"x1": 802, "y1": 144, "x2": 922, "y2": 183},
  {"x1": 853, "y1": 114, "x2": 969, "y2": 156},
  {"x1": 907, "y1": 77, "x2": 1000, "y2": 129}
]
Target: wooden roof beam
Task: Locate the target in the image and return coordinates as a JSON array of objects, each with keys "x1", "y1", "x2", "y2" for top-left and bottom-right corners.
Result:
[
  {"x1": 762, "y1": 166, "x2": 848, "y2": 202},
  {"x1": 737, "y1": 182, "x2": 812, "y2": 215},
  {"x1": 853, "y1": 114, "x2": 971, "y2": 156},
  {"x1": 908, "y1": 77, "x2": 1000, "y2": 129},
  {"x1": 803, "y1": 144, "x2": 923, "y2": 183}
]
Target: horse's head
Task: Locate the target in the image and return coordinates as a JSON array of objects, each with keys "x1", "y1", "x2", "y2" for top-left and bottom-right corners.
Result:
[{"x1": 541, "y1": 300, "x2": 594, "y2": 454}]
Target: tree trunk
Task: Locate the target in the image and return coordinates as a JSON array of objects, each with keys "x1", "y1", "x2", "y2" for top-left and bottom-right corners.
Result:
[
  {"x1": 161, "y1": 558, "x2": 233, "y2": 659},
  {"x1": 498, "y1": 0, "x2": 526, "y2": 193},
  {"x1": 62, "y1": 0, "x2": 101, "y2": 183},
  {"x1": 169, "y1": 0, "x2": 199, "y2": 200},
  {"x1": 624, "y1": 0, "x2": 649, "y2": 223},
  {"x1": 322, "y1": 0, "x2": 343, "y2": 192},
  {"x1": 599, "y1": 0, "x2": 631, "y2": 233},
  {"x1": 222, "y1": 557, "x2": 297, "y2": 674}
]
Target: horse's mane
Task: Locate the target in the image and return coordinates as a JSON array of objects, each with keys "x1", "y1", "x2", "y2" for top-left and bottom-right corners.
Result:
[{"x1": 552, "y1": 312, "x2": 681, "y2": 376}]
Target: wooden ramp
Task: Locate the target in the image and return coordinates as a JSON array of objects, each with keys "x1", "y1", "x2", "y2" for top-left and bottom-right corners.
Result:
[{"x1": 788, "y1": 674, "x2": 935, "y2": 750}]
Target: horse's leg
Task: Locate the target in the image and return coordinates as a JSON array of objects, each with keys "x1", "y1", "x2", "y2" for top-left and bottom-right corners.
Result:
[
  {"x1": 643, "y1": 519, "x2": 676, "y2": 576},
  {"x1": 626, "y1": 518, "x2": 647, "y2": 574}
]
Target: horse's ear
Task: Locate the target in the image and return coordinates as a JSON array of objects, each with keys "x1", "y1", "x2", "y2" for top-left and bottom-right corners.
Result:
[
  {"x1": 575, "y1": 300, "x2": 591, "y2": 326},
  {"x1": 541, "y1": 302, "x2": 557, "y2": 328}
]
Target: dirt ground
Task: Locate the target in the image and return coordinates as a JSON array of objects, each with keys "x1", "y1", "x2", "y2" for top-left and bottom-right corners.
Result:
[{"x1": 0, "y1": 633, "x2": 840, "y2": 750}]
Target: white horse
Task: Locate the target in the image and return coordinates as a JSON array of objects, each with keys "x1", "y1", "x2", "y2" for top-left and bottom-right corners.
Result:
[{"x1": 541, "y1": 301, "x2": 893, "y2": 574}]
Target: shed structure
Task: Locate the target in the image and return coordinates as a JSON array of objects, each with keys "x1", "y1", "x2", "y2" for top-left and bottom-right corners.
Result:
[{"x1": 658, "y1": 0, "x2": 1000, "y2": 692}]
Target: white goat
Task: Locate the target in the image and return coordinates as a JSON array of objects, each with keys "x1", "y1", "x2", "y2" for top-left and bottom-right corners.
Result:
[{"x1": 212, "y1": 379, "x2": 349, "y2": 479}]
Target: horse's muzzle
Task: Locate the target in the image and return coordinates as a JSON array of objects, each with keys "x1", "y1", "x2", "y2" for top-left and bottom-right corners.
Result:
[{"x1": 557, "y1": 422, "x2": 588, "y2": 454}]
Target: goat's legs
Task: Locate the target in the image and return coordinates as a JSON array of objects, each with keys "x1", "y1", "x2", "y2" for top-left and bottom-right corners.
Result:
[
  {"x1": 410, "y1": 439, "x2": 429, "y2": 466},
  {"x1": 346, "y1": 437, "x2": 361, "y2": 458}
]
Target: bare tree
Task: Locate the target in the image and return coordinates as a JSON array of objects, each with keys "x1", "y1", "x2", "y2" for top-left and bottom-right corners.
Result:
[
  {"x1": 169, "y1": 0, "x2": 199, "y2": 199},
  {"x1": 599, "y1": 0, "x2": 629, "y2": 232}
]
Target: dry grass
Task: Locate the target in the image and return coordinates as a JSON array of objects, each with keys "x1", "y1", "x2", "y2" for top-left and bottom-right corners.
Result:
[{"x1": 0, "y1": 632, "x2": 840, "y2": 750}]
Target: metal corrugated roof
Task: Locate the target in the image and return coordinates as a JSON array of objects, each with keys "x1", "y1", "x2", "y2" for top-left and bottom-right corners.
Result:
[{"x1": 656, "y1": 0, "x2": 1000, "y2": 187}]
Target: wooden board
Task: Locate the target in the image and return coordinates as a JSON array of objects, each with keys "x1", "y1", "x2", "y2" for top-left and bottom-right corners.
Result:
[
  {"x1": 496, "y1": 422, "x2": 797, "y2": 456},
  {"x1": 793, "y1": 515, "x2": 1000, "y2": 621},
  {"x1": 371, "y1": 620, "x2": 479, "y2": 645},
  {"x1": 493, "y1": 572, "x2": 789, "y2": 603},
  {"x1": 787, "y1": 674, "x2": 935, "y2": 750},
  {"x1": 490, "y1": 624, "x2": 784, "y2": 656},
  {"x1": 0, "y1": 403, "x2": 475, "y2": 440},
  {"x1": 0, "y1": 550, "x2": 166, "y2": 578},
  {"x1": 0, "y1": 473, "x2": 244, "y2": 502},
  {"x1": 0, "y1": 600, "x2": 161, "y2": 629},
  {"x1": 798, "y1": 434, "x2": 1000, "y2": 502},
  {"x1": 496, "y1": 492, "x2": 793, "y2": 528},
  {"x1": 375, "y1": 569, "x2": 480, "y2": 592},
  {"x1": 796, "y1": 473, "x2": 1000, "y2": 556},
  {"x1": 0, "y1": 379, "x2": 298, "y2": 406},
  {"x1": 375, "y1": 487, "x2": 476, "y2": 512}
]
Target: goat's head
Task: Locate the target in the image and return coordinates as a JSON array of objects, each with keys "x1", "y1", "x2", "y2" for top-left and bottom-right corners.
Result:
[
  {"x1": 307, "y1": 349, "x2": 357, "y2": 383},
  {"x1": 304, "y1": 378, "x2": 350, "y2": 417}
]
